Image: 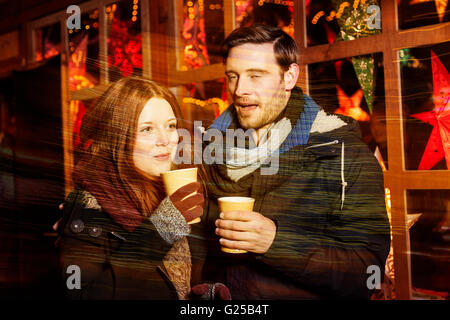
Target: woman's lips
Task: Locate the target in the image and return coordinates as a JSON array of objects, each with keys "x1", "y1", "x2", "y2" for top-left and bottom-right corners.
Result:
[{"x1": 153, "y1": 153, "x2": 170, "y2": 161}]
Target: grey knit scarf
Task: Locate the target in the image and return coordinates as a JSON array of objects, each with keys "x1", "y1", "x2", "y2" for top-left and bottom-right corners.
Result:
[{"x1": 225, "y1": 117, "x2": 292, "y2": 182}]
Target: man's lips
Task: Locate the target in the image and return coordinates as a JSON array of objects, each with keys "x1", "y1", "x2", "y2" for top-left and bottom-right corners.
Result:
[
  {"x1": 153, "y1": 153, "x2": 170, "y2": 161},
  {"x1": 236, "y1": 104, "x2": 258, "y2": 113}
]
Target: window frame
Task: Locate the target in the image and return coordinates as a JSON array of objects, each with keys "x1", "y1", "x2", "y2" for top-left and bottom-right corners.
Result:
[{"x1": 298, "y1": 0, "x2": 450, "y2": 299}]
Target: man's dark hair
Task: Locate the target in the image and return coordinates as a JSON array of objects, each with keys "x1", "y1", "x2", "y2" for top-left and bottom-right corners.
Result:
[{"x1": 222, "y1": 25, "x2": 298, "y2": 72}]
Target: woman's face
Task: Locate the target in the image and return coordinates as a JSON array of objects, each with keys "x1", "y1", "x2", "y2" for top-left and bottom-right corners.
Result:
[{"x1": 133, "y1": 97, "x2": 179, "y2": 177}]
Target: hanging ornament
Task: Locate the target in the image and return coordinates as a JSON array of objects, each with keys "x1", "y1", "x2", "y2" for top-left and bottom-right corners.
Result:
[
  {"x1": 331, "y1": 0, "x2": 381, "y2": 40},
  {"x1": 411, "y1": 50, "x2": 450, "y2": 169},
  {"x1": 331, "y1": 0, "x2": 381, "y2": 114},
  {"x1": 335, "y1": 85, "x2": 370, "y2": 121},
  {"x1": 352, "y1": 55, "x2": 376, "y2": 113}
]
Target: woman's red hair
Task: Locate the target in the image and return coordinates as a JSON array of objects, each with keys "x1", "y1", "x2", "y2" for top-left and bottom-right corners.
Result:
[{"x1": 75, "y1": 77, "x2": 204, "y2": 217}]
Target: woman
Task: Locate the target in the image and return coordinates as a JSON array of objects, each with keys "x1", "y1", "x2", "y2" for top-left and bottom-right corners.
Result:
[{"x1": 57, "y1": 77, "x2": 206, "y2": 299}]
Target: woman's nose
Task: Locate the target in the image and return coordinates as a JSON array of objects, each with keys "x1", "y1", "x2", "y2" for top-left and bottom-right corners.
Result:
[{"x1": 155, "y1": 129, "x2": 169, "y2": 146}]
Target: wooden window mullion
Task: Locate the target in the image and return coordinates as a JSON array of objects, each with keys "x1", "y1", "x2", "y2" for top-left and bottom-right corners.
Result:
[
  {"x1": 381, "y1": 0, "x2": 412, "y2": 300},
  {"x1": 99, "y1": 1, "x2": 108, "y2": 84},
  {"x1": 295, "y1": 0, "x2": 308, "y2": 95}
]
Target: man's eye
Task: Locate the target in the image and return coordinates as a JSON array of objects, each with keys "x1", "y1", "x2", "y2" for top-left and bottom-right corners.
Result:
[
  {"x1": 227, "y1": 74, "x2": 237, "y2": 80},
  {"x1": 250, "y1": 74, "x2": 261, "y2": 79},
  {"x1": 169, "y1": 123, "x2": 177, "y2": 129}
]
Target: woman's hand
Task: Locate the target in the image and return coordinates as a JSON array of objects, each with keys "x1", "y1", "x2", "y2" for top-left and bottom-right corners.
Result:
[
  {"x1": 52, "y1": 203, "x2": 64, "y2": 231},
  {"x1": 169, "y1": 181, "x2": 204, "y2": 223},
  {"x1": 190, "y1": 282, "x2": 231, "y2": 300}
]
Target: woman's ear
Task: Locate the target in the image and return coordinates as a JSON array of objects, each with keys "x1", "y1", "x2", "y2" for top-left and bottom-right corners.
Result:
[{"x1": 284, "y1": 63, "x2": 300, "y2": 90}]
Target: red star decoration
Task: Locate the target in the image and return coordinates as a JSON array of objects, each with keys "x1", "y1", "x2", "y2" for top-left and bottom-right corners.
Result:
[
  {"x1": 411, "y1": 50, "x2": 450, "y2": 169},
  {"x1": 335, "y1": 86, "x2": 370, "y2": 121}
]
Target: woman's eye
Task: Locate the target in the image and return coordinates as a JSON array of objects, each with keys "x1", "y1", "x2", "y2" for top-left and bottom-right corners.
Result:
[
  {"x1": 140, "y1": 126, "x2": 153, "y2": 132},
  {"x1": 169, "y1": 123, "x2": 177, "y2": 129}
]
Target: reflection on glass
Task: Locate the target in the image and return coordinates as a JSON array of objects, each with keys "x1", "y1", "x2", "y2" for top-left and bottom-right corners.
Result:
[
  {"x1": 106, "y1": 0, "x2": 143, "y2": 82},
  {"x1": 235, "y1": 0, "x2": 294, "y2": 37},
  {"x1": 177, "y1": 78, "x2": 228, "y2": 129},
  {"x1": 407, "y1": 190, "x2": 450, "y2": 299},
  {"x1": 0, "y1": 92, "x2": 14, "y2": 203},
  {"x1": 398, "y1": 0, "x2": 450, "y2": 30},
  {"x1": 306, "y1": 0, "x2": 381, "y2": 47},
  {"x1": 308, "y1": 53, "x2": 388, "y2": 167},
  {"x1": 71, "y1": 99, "x2": 98, "y2": 161},
  {"x1": 71, "y1": 100, "x2": 87, "y2": 150},
  {"x1": 181, "y1": 0, "x2": 224, "y2": 70},
  {"x1": 401, "y1": 41, "x2": 450, "y2": 170},
  {"x1": 68, "y1": 9, "x2": 100, "y2": 91},
  {"x1": 34, "y1": 23, "x2": 61, "y2": 62}
]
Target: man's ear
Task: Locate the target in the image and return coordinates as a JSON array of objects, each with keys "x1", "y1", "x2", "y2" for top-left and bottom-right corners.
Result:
[{"x1": 284, "y1": 63, "x2": 300, "y2": 90}]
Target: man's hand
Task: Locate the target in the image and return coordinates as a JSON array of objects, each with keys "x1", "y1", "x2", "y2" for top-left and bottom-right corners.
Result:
[{"x1": 215, "y1": 211, "x2": 276, "y2": 254}]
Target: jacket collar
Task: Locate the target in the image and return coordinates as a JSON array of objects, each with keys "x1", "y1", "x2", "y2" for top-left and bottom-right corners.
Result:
[
  {"x1": 210, "y1": 87, "x2": 320, "y2": 154},
  {"x1": 279, "y1": 93, "x2": 320, "y2": 153}
]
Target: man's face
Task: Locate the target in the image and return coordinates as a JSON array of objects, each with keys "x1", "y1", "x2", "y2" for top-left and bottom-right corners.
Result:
[{"x1": 225, "y1": 42, "x2": 290, "y2": 130}]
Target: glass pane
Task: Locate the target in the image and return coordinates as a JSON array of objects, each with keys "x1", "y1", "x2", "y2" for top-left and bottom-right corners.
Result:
[
  {"x1": 106, "y1": 0, "x2": 143, "y2": 82},
  {"x1": 34, "y1": 23, "x2": 61, "y2": 62},
  {"x1": 398, "y1": 0, "x2": 450, "y2": 30},
  {"x1": 401, "y1": 41, "x2": 450, "y2": 170},
  {"x1": 180, "y1": 0, "x2": 225, "y2": 70},
  {"x1": 407, "y1": 190, "x2": 450, "y2": 299},
  {"x1": 70, "y1": 100, "x2": 87, "y2": 151},
  {"x1": 235, "y1": 0, "x2": 294, "y2": 37},
  {"x1": 71, "y1": 99, "x2": 98, "y2": 162},
  {"x1": 308, "y1": 53, "x2": 388, "y2": 168},
  {"x1": 176, "y1": 78, "x2": 228, "y2": 129},
  {"x1": 68, "y1": 9, "x2": 100, "y2": 91},
  {"x1": 0, "y1": 85, "x2": 15, "y2": 205},
  {"x1": 306, "y1": 0, "x2": 382, "y2": 47}
]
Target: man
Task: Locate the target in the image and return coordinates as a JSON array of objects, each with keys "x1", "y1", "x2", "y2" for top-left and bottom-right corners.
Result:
[{"x1": 200, "y1": 25, "x2": 390, "y2": 299}]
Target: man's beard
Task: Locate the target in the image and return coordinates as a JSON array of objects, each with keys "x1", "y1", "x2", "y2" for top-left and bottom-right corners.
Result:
[{"x1": 237, "y1": 94, "x2": 288, "y2": 130}]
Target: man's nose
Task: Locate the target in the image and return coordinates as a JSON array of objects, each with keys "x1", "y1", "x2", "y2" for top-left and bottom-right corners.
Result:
[{"x1": 234, "y1": 77, "x2": 251, "y2": 97}]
